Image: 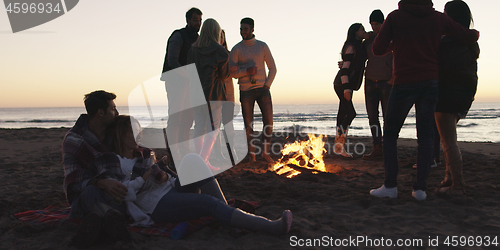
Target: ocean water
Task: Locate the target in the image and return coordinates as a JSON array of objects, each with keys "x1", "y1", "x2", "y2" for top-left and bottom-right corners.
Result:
[{"x1": 0, "y1": 102, "x2": 499, "y2": 143}]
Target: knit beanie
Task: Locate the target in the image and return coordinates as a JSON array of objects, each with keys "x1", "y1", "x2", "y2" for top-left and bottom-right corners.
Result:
[{"x1": 369, "y1": 10, "x2": 384, "y2": 24}]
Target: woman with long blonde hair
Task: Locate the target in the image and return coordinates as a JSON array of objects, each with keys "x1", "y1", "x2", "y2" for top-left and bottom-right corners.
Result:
[{"x1": 188, "y1": 18, "x2": 230, "y2": 170}]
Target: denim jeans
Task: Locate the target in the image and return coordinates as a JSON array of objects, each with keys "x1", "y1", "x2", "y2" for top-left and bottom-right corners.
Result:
[
  {"x1": 383, "y1": 79, "x2": 438, "y2": 191},
  {"x1": 150, "y1": 177, "x2": 234, "y2": 225},
  {"x1": 334, "y1": 84, "x2": 356, "y2": 133},
  {"x1": 364, "y1": 79, "x2": 392, "y2": 145},
  {"x1": 240, "y1": 88, "x2": 273, "y2": 154}
]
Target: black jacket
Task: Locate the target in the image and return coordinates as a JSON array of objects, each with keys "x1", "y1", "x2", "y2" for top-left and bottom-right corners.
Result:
[
  {"x1": 161, "y1": 26, "x2": 199, "y2": 75},
  {"x1": 436, "y1": 36, "x2": 480, "y2": 113},
  {"x1": 188, "y1": 42, "x2": 229, "y2": 102}
]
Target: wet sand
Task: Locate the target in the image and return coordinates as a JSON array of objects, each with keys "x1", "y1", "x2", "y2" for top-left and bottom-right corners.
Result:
[{"x1": 1, "y1": 128, "x2": 499, "y2": 249}]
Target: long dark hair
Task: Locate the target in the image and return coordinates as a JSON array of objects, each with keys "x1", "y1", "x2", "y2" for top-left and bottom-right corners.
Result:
[
  {"x1": 444, "y1": 0, "x2": 478, "y2": 58},
  {"x1": 445, "y1": 0, "x2": 473, "y2": 28},
  {"x1": 108, "y1": 115, "x2": 141, "y2": 157},
  {"x1": 341, "y1": 23, "x2": 363, "y2": 54}
]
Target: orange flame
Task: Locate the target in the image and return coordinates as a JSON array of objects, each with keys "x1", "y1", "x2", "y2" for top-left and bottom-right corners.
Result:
[{"x1": 270, "y1": 134, "x2": 327, "y2": 178}]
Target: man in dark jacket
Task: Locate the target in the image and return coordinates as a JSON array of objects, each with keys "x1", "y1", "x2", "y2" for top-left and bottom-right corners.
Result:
[
  {"x1": 362, "y1": 10, "x2": 393, "y2": 161},
  {"x1": 369, "y1": 0, "x2": 479, "y2": 201},
  {"x1": 160, "y1": 8, "x2": 202, "y2": 164}
]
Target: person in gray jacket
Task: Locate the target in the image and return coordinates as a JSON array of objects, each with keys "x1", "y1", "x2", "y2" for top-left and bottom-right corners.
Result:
[{"x1": 188, "y1": 18, "x2": 229, "y2": 170}]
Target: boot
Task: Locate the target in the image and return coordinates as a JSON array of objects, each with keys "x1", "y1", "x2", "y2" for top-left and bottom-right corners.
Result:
[
  {"x1": 336, "y1": 128, "x2": 352, "y2": 158},
  {"x1": 71, "y1": 212, "x2": 103, "y2": 248},
  {"x1": 93, "y1": 203, "x2": 131, "y2": 243},
  {"x1": 338, "y1": 134, "x2": 353, "y2": 158},
  {"x1": 102, "y1": 209, "x2": 131, "y2": 243},
  {"x1": 200, "y1": 179, "x2": 227, "y2": 204},
  {"x1": 333, "y1": 127, "x2": 343, "y2": 155},
  {"x1": 200, "y1": 131, "x2": 220, "y2": 171},
  {"x1": 230, "y1": 209, "x2": 292, "y2": 235},
  {"x1": 363, "y1": 144, "x2": 383, "y2": 160}
]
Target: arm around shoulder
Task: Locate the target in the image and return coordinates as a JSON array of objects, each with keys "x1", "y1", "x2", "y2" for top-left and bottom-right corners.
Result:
[
  {"x1": 372, "y1": 16, "x2": 394, "y2": 56},
  {"x1": 445, "y1": 14, "x2": 479, "y2": 44}
]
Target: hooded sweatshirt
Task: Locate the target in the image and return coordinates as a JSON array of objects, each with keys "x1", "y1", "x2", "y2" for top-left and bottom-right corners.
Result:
[
  {"x1": 188, "y1": 42, "x2": 229, "y2": 101},
  {"x1": 372, "y1": 0, "x2": 479, "y2": 85}
]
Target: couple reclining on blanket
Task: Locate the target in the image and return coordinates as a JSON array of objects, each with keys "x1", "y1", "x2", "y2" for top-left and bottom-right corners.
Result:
[{"x1": 63, "y1": 90, "x2": 292, "y2": 248}]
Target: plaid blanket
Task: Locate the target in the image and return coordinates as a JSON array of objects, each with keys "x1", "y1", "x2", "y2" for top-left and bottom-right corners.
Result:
[
  {"x1": 63, "y1": 114, "x2": 124, "y2": 204},
  {"x1": 12, "y1": 199, "x2": 260, "y2": 238}
]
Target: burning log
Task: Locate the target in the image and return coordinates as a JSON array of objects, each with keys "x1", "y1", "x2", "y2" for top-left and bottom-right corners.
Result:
[
  {"x1": 285, "y1": 163, "x2": 321, "y2": 175},
  {"x1": 270, "y1": 134, "x2": 328, "y2": 178}
]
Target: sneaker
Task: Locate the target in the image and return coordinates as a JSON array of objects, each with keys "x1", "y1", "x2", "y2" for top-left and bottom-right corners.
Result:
[
  {"x1": 412, "y1": 190, "x2": 427, "y2": 201},
  {"x1": 282, "y1": 210, "x2": 293, "y2": 234},
  {"x1": 370, "y1": 185, "x2": 398, "y2": 198},
  {"x1": 412, "y1": 160, "x2": 437, "y2": 169}
]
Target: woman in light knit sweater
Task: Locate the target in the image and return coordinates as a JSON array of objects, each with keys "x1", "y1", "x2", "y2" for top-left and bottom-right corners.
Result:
[{"x1": 333, "y1": 23, "x2": 367, "y2": 158}]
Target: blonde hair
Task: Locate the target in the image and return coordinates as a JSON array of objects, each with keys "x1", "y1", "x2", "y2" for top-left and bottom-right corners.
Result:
[{"x1": 192, "y1": 18, "x2": 221, "y2": 48}]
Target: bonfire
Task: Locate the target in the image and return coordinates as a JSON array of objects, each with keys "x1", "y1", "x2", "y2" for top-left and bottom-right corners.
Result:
[{"x1": 270, "y1": 134, "x2": 327, "y2": 178}]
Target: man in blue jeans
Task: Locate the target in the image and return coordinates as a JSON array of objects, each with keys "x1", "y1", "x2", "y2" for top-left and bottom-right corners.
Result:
[
  {"x1": 362, "y1": 9, "x2": 393, "y2": 161},
  {"x1": 369, "y1": 0, "x2": 479, "y2": 201},
  {"x1": 230, "y1": 17, "x2": 277, "y2": 163}
]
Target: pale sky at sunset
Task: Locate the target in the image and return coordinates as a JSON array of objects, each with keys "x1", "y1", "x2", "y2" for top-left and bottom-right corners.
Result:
[{"x1": 0, "y1": 0, "x2": 498, "y2": 108}]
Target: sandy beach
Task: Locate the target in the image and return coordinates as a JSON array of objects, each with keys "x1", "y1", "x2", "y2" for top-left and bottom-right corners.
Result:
[{"x1": 1, "y1": 128, "x2": 499, "y2": 249}]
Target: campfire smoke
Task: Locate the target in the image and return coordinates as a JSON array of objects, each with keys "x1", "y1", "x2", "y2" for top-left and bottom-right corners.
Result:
[{"x1": 271, "y1": 134, "x2": 327, "y2": 178}]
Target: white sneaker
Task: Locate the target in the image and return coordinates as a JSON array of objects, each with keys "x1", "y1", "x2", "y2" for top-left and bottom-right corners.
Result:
[
  {"x1": 370, "y1": 185, "x2": 398, "y2": 198},
  {"x1": 412, "y1": 190, "x2": 427, "y2": 201},
  {"x1": 412, "y1": 160, "x2": 437, "y2": 169}
]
